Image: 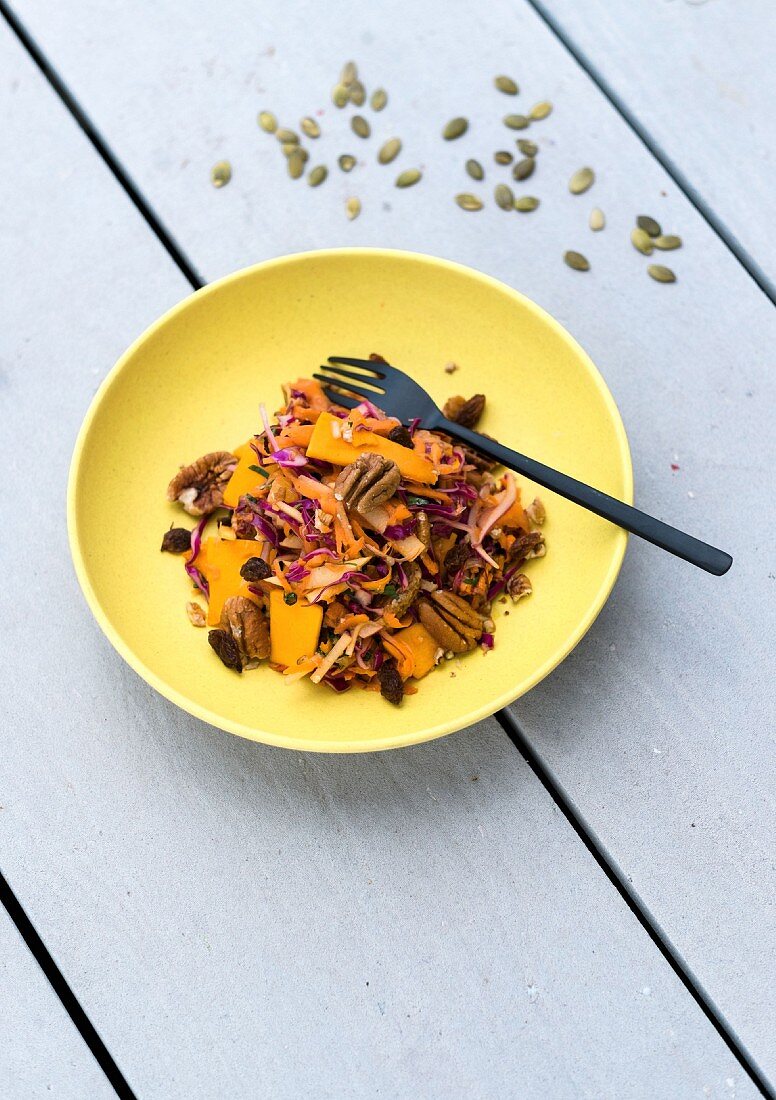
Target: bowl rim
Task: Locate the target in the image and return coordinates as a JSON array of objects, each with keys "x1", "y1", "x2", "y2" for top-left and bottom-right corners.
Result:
[{"x1": 67, "y1": 247, "x2": 633, "y2": 752}]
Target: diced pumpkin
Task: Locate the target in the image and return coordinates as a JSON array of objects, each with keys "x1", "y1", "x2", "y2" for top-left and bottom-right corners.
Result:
[
  {"x1": 199, "y1": 537, "x2": 262, "y2": 625},
  {"x1": 306, "y1": 412, "x2": 437, "y2": 485},
  {"x1": 269, "y1": 589, "x2": 323, "y2": 667},
  {"x1": 500, "y1": 489, "x2": 531, "y2": 532},
  {"x1": 222, "y1": 441, "x2": 266, "y2": 509},
  {"x1": 384, "y1": 622, "x2": 440, "y2": 680}
]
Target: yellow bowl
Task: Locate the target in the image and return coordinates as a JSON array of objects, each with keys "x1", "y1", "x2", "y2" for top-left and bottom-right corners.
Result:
[{"x1": 68, "y1": 249, "x2": 631, "y2": 752}]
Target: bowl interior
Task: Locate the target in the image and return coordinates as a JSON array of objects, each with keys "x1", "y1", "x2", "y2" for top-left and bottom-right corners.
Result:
[{"x1": 69, "y1": 249, "x2": 631, "y2": 751}]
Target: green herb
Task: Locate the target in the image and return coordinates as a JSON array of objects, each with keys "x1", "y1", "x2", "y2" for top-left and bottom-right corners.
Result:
[
  {"x1": 246, "y1": 494, "x2": 259, "y2": 504},
  {"x1": 407, "y1": 496, "x2": 428, "y2": 506},
  {"x1": 383, "y1": 583, "x2": 398, "y2": 597},
  {"x1": 284, "y1": 592, "x2": 298, "y2": 605},
  {"x1": 248, "y1": 464, "x2": 269, "y2": 477}
]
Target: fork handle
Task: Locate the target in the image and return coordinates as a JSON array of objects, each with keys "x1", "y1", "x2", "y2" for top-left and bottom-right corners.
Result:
[{"x1": 435, "y1": 417, "x2": 732, "y2": 576}]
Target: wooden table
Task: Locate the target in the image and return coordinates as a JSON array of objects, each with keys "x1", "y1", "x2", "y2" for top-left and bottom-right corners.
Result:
[{"x1": 1, "y1": 1, "x2": 773, "y2": 1096}]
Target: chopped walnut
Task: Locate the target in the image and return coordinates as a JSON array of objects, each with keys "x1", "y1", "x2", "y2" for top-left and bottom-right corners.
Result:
[
  {"x1": 186, "y1": 601, "x2": 207, "y2": 627},
  {"x1": 444, "y1": 361, "x2": 458, "y2": 375},
  {"x1": 383, "y1": 561, "x2": 421, "y2": 618},
  {"x1": 219, "y1": 596, "x2": 270, "y2": 666},
  {"x1": 334, "y1": 453, "x2": 401, "y2": 514},
  {"x1": 507, "y1": 573, "x2": 533, "y2": 602},
  {"x1": 525, "y1": 497, "x2": 546, "y2": 526},
  {"x1": 379, "y1": 664, "x2": 404, "y2": 704},
  {"x1": 388, "y1": 425, "x2": 413, "y2": 449},
  {"x1": 161, "y1": 526, "x2": 192, "y2": 553},
  {"x1": 208, "y1": 628, "x2": 242, "y2": 672},
  {"x1": 507, "y1": 531, "x2": 546, "y2": 568},
  {"x1": 167, "y1": 451, "x2": 237, "y2": 515},
  {"x1": 418, "y1": 590, "x2": 484, "y2": 653},
  {"x1": 442, "y1": 393, "x2": 486, "y2": 429}
]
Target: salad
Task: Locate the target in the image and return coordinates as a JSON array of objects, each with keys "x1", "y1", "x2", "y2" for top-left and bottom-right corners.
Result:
[{"x1": 162, "y1": 370, "x2": 546, "y2": 704}]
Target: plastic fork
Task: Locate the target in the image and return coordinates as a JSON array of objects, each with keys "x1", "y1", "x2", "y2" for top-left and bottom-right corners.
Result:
[{"x1": 313, "y1": 356, "x2": 732, "y2": 576}]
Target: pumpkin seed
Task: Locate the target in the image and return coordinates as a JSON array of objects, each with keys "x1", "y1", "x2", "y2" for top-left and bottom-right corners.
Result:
[
  {"x1": 515, "y1": 195, "x2": 539, "y2": 212},
  {"x1": 494, "y1": 150, "x2": 513, "y2": 165},
  {"x1": 517, "y1": 139, "x2": 538, "y2": 157},
  {"x1": 300, "y1": 117, "x2": 321, "y2": 139},
  {"x1": 349, "y1": 80, "x2": 366, "y2": 107},
  {"x1": 338, "y1": 154, "x2": 356, "y2": 172},
  {"x1": 456, "y1": 193, "x2": 484, "y2": 211},
  {"x1": 569, "y1": 167, "x2": 594, "y2": 194},
  {"x1": 287, "y1": 150, "x2": 305, "y2": 179},
  {"x1": 378, "y1": 137, "x2": 402, "y2": 165},
  {"x1": 564, "y1": 250, "x2": 590, "y2": 271},
  {"x1": 351, "y1": 115, "x2": 370, "y2": 139},
  {"x1": 341, "y1": 61, "x2": 357, "y2": 85},
  {"x1": 495, "y1": 75, "x2": 519, "y2": 95},
  {"x1": 529, "y1": 101, "x2": 553, "y2": 120},
  {"x1": 504, "y1": 114, "x2": 530, "y2": 130},
  {"x1": 396, "y1": 168, "x2": 421, "y2": 188},
  {"x1": 631, "y1": 227, "x2": 654, "y2": 255},
  {"x1": 210, "y1": 160, "x2": 231, "y2": 188},
  {"x1": 653, "y1": 234, "x2": 682, "y2": 250},
  {"x1": 276, "y1": 128, "x2": 299, "y2": 145},
  {"x1": 332, "y1": 83, "x2": 349, "y2": 108},
  {"x1": 495, "y1": 183, "x2": 515, "y2": 210},
  {"x1": 281, "y1": 142, "x2": 300, "y2": 157},
  {"x1": 307, "y1": 165, "x2": 328, "y2": 187},
  {"x1": 258, "y1": 111, "x2": 277, "y2": 133},
  {"x1": 513, "y1": 157, "x2": 535, "y2": 181},
  {"x1": 466, "y1": 158, "x2": 484, "y2": 181},
  {"x1": 443, "y1": 117, "x2": 469, "y2": 140},
  {"x1": 647, "y1": 264, "x2": 676, "y2": 283},
  {"x1": 346, "y1": 196, "x2": 361, "y2": 220},
  {"x1": 371, "y1": 88, "x2": 388, "y2": 111},
  {"x1": 589, "y1": 207, "x2": 606, "y2": 231},
  {"x1": 637, "y1": 215, "x2": 661, "y2": 237}
]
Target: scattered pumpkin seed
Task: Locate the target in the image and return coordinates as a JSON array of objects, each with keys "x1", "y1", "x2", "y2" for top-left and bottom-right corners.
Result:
[
  {"x1": 351, "y1": 115, "x2": 371, "y2": 139},
  {"x1": 341, "y1": 61, "x2": 357, "y2": 85},
  {"x1": 258, "y1": 111, "x2": 277, "y2": 133},
  {"x1": 513, "y1": 157, "x2": 535, "y2": 181},
  {"x1": 529, "y1": 101, "x2": 553, "y2": 120},
  {"x1": 332, "y1": 83, "x2": 349, "y2": 108},
  {"x1": 569, "y1": 166, "x2": 595, "y2": 194},
  {"x1": 495, "y1": 75, "x2": 519, "y2": 95},
  {"x1": 300, "y1": 117, "x2": 321, "y2": 139},
  {"x1": 286, "y1": 150, "x2": 305, "y2": 179},
  {"x1": 517, "y1": 139, "x2": 538, "y2": 157},
  {"x1": 346, "y1": 196, "x2": 361, "y2": 220},
  {"x1": 564, "y1": 250, "x2": 590, "y2": 271},
  {"x1": 276, "y1": 128, "x2": 299, "y2": 145},
  {"x1": 494, "y1": 150, "x2": 513, "y2": 165},
  {"x1": 589, "y1": 207, "x2": 606, "y2": 231},
  {"x1": 378, "y1": 137, "x2": 402, "y2": 165},
  {"x1": 338, "y1": 154, "x2": 356, "y2": 172},
  {"x1": 280, "y1": 142, "x2": 300, "y2": 157},
  {"x1": 396, "y1": 168, "x2": 422, "y2": 188},
  {"x1": 637, "y1": 215, "x2": 661, "y2": 237},
  {"x1": 371, "y1": 88, "x2": 388, "y2": 111},
  {"x1": 443, "y1": 117, "x2": 469, "y2": 140},
  {"x1": 495, "y1": 183, "x2": 515, "y2": 210},
  {"x1": 631, "y1": 227, "x2": 654, "y2": 255},
  {"x1": 647, "y1": 264, "x2": 676, "y2": 283},
  {"x1": 210, "y1": 161, "x2": 231, "y2": 188},
  {"x1": 349, "y1": 81, "x2": 366, "y2": 107},
  {"x1": 307, "y1": 165, "x2": 328, "y2": 187},
  {"x1": 504, "y1": 114, "x2": 530, "y2": 130},
  {"x1": 466, "y1": 158, "x2": 484, "y2": 181},
  {"x1": 653, "y1": 234, "x2": 682, "y2": 250},
  {"x1": 456, "y1": 193, "x2": 484, "y2": 211},
  {"x1": 515, "y1": 195, "x2": 540, "y2": 212}
]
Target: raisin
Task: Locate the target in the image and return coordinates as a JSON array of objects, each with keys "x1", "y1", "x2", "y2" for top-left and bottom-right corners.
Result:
[
  {"x1": 369, "y1": 352, "x2": 388, "y2": 364},
  {"x1": 388, "y1": 425, "x2": 413, "y2": 449},
  {"x1": 239, "y1": 556, "x2": 271, "y2": 582},
  {"x1": 160, "y1": 526, "x2": 192, "y2": 553},
  {"x1": 208, "y1": 629, "x2": 242, "y2": 672},
  {"x1": 378, "y1": 664, "x2": 404, "y2": 705}
]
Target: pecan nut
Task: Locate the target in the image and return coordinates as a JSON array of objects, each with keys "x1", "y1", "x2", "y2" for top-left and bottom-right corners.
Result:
[
  {"x1": 525, "y1": 497, "x2": 546, "y2": 526},
  {"x1": 506, "y1": 531, "x2": 546, "y2": 568},
  {"x1": 442, "y1": 393, "x2": 486, "y2": 429},
  {"x1": 334, "y1": 453, "x2": 401, "y2": 514},
  {"x1": 443, "y1": 539, "x2": 472, "y2": 578},
  {"x1": 383, "y1": 561, "x2": 421, "y2": 618},
  {"x1": 507, "y1": 573, "x2": 533, "y2": 602},
  {"x1": 418, "y1": 590, "x2": 484, "y2": 653},
  {"x1": 219, "y1": 596, "x2": 270, "y2": 666},
  {"x1": 167, "y1": 451, "x2": 237, "y2": 515},
  {"x1": 186, "y1": 601, "x2": 207, "y2": 627},
  {"x1": 415, "y1": 511, "x2": 431, "y2": 549}
]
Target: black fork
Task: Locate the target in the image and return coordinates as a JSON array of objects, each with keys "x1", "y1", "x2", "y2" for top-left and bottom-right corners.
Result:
[{"x1": 314, "y1": 356, "x2": 732, "y2": 576}]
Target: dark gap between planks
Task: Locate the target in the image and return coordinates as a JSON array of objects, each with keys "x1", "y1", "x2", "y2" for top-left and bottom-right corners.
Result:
[{"x1": 2, "y1": 2, "x2": 774, "y2": 1097}]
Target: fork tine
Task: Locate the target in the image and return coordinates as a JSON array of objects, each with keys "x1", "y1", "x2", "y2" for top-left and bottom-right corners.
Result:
[
  {"x1": 327, "y1": 355, "x2": 390, "y2": 379},
  {"x1": 319, "y1": 363, "x2": 386, "y2": 391},
  {"x1": 313, "y1": 372, "x2": 370, "y2": 403},
  {"x1": 317, "y1": 384, "x2": 360, "y2": 410}
]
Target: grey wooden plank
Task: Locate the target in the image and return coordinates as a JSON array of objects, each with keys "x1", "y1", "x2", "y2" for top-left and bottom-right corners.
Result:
[
  {"x1": 0, "y1": 909, "x2": 113, "y2": 1099},
  {"x1": 0, "y1": 18, "x2": 763, "y2": 1100},
  {"x1": 524, "y1": 0, "x2": 776, "y2": 290},
  {"x1": 8, "y1": 0, "x2": 776, "y2": 1081}
]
